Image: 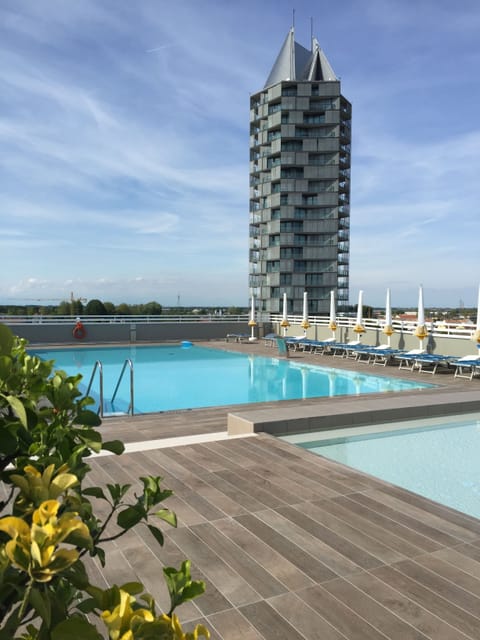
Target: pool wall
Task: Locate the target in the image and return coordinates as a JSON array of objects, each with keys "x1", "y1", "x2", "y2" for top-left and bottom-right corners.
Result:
[{"x1": 8, "y1": 320, "x2": 269, "y2": 344}]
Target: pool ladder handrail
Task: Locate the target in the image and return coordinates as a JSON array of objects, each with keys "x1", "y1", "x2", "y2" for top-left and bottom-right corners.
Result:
[
  {"x1": 85, "y1": 359, "x2": 134, "y2": 417},
  {"x1": 85, "y1": 360, "x2": 104, "y2": 417},
  {"x1": 111, "y1": 359, "x2": 135, "y2": 416}
]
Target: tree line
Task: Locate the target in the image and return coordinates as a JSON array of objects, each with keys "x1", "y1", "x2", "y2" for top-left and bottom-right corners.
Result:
[{"x1": 0, "y1": 299, "x2": 247, "y2": 316}]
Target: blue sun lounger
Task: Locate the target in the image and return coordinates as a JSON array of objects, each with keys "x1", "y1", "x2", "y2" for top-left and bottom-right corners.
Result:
[
  {"x1": 409, "y1": 353, "x2": 458, "y2": 375},
  {"x1": 452, "y1": 355, "x2": 480, "y2": 380}
]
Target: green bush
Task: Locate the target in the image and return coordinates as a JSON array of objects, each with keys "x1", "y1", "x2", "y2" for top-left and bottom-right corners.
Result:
[{"x1": 0, "y1": 324, "x2": 208, "y2": 640}]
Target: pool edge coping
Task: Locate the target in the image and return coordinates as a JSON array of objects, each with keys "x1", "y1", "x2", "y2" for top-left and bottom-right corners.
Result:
[{"x1": 227, "y1": 388, "x2": 480, "y2": 436}]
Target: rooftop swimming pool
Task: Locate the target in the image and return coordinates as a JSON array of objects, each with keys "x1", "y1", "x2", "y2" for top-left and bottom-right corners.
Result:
[
  {"x1": 282, "y1": 412, "x2": 480, "y2": 519},
  {"x1": 29, "y1": 344, "x2": 434, "y2": 415}
]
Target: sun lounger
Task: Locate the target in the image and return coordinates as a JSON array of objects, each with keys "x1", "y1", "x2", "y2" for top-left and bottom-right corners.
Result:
[
  {"x1": 329, "y1": 340, "x2": 362, "y2": 358},
  {"x1": 394, "y1": 348, "x2": 427, "y2": 370},
  {"x1": 263, "y1": 333, "x2": 279, "y2": 346},
  {"x1": 410, "y1": 354, "x2": 457, "y2": 375},
  {"x1": 370, "y1": 348, "x2": 406, "y2": 367},
  {"x1": 225, "y1": 333, "x2": 250, "y2": 343},
  {"x1": 285, "y1": 336, "x2": 309, "y2": 351},
  {"x1": 452, "y1": 355, "x2": 480, "y2": 380},
  {"x1": 349, "y1": 344, "x2": 397, "y2": 364},
  {"x1": 310, "y1": 338, "x2": 337, "y2": 354}
]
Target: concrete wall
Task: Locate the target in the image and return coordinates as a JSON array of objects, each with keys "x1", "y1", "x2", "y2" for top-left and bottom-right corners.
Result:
[
  {"x1": 4, "y1": 321, "x2": 274, "y2": 345},
  {"x1": 277, "y1": 323, "x2": 479, "y2": 358}
]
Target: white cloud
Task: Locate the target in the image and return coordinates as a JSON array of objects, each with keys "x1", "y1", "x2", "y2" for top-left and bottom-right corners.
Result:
[{"x1": 1, "y1": 0, "x2": 479, "y2": 308}]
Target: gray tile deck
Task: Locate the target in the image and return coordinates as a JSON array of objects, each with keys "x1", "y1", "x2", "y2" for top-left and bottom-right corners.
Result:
[{"x1": 85, "y1": 340, "x2": 480, "y2": 639}]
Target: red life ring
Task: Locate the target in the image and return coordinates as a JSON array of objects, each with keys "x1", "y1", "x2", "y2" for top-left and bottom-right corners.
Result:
[{"x1": 73, "y1": 322, "x2": 86, "y2": 340}]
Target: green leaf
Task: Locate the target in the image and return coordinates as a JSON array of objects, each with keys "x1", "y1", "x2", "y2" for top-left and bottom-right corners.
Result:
[
  {"x1": 180, "y1": 580, "x2": 206, "y2": 602},
  {"x1": 29, "y1": 586, "x2": 51, "y2": 626},
  {"x1": 0, "y1": 324, "x2": 14, "y2": 356},
  {"x1": 4, "y1": 395, "x2": 27, "y2": 427},
  {"x1": 163, "y1": 560, "x2": 206, "y2": 611},
  {"x1": 119, "y1": 581, "x2": 144, "y2": 595},
  {"x1": 107, "y1": 483, "x2": 131, "y2": 502},
  {"x1": 147, "y1": 524, "x2": 164, "y2": 546},
  {"x1": 102, "y1": 439, "x2": 125, "y2": 455},
  {"x1": 82, "y1": 486, "x2": 107, "y2": 500},
  {"x1": 0, "y1": 355, "x2": 13, "y2": 380},
  {"x1": 64, "y1": 559, "x2": 91, "y2": 590},
  {"x1": 77, "y1": 429, "x2": 102, "y2": 453},
  {"x1": 154, "y1": 508, "x2": 177, "y2": 528},
  {"x1": 0, "y1": 427, "x2": 19, "y2": 456},
  {"x1": 94, "y1": 546, "x2": 106, "y2": 567},
  {"x1": 117, "y1": 506, "x2": 144, "y2": 529},
  {"x1": 51, "y1": 617, "x2": 103, "y2": 640},
  {"x1": 74, "y1": 410, "x2": 102, "y2": 427}
]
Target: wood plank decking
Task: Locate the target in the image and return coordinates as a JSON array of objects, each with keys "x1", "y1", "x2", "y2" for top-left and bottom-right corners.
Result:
[{"x1": 84, "y1": 340, "x2": 480, "y2": 639}]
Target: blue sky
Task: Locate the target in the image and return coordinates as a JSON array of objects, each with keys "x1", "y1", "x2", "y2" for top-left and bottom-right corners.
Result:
[{"x1": 1, "y1": 0, "x2": 479, "y2": 309}]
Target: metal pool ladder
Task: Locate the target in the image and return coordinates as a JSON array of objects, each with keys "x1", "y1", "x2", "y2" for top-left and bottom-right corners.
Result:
[
  {"x1": 85, "y1": 359, "x2": 135, "y2": 417},
  {"x1": 111, "y1": 359, "x2": 134, "y2": 416}
]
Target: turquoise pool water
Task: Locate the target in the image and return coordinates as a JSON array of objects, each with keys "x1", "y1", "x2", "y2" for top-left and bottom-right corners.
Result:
[
  {"x1": 29, "y1": 344, "x2": 433, "y2": 415},
  {"x1": 282, "y1": 413, "x2": 480, "y2": 519}
]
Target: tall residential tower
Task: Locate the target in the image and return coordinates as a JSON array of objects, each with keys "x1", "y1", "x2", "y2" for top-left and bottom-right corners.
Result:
[{"x1": 249, "y1": 28, "x2": 351, "y2": 317}]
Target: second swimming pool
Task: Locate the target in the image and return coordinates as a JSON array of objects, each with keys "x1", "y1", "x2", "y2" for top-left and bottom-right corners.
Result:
[
  {"x1": 29, "y1": 344, "x2": 434, "y2": 415},
  {"x1": 282, "y1": 412, "x2": 480, "y2": 519}
]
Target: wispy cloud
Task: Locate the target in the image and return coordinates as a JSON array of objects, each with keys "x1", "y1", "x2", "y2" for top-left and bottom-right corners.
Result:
[{"x1": 1, "y1": 0, "x2": 479, "y2": 307}]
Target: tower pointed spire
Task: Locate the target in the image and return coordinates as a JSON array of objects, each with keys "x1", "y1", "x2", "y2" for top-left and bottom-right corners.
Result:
[{"x1": 264, "y1": 30, "x2": 337, "y2": 88}]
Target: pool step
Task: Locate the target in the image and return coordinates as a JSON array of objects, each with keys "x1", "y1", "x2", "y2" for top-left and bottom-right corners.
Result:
[{"x1": 227, "y1": 389, "x2": 480, "y2": 436}]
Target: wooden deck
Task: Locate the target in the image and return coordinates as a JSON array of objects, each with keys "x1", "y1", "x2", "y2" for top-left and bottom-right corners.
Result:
[{"x1": 85, "y1": 340, "x2": 480, "y2": 639}]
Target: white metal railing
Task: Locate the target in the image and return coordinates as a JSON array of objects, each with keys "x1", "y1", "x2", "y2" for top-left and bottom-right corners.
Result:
[
  {"x1": 270, "y1": 314, "x2": 478, "y2": 340},
  {"x1": 1, "y1": 312, "x2": 477, "y2": 340},
  {"x1": 1, "y1": 314, "x2": 249, "y2": 325}
]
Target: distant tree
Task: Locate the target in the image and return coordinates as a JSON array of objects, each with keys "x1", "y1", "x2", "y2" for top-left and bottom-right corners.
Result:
[
  {"x1": 363, "y1": 304, "x2": 374, "y2": 319},
  {"x1": 71, "y1": 299, "x2": 84, "y2": 316},
  {"x1": 227, "y1": 306, "x2": 243, "y2": 315},
  {"x1": 85, "y1": 299, "x2": 107, "y2": 315},
  {"x1": 143, "y1": 301, "x2": 163, "y2": 315},
  {"x1": 103, "y1": 301, "x2": 116, "y2": 314},
  {"x1": 116, "y1": 302, "x2": 132, "y2": 315},
  {"x1": 57, "y1": 300, "x2": 71, "y2": 315}
]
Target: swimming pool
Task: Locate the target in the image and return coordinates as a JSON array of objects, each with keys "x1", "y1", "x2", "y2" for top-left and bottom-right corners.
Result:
[
  {"x1": 282, "y1": 412, "x2": 480, "y2": 519},
  {"x1": 29, "y1": 344, "x2": 433, "y2": 415}
]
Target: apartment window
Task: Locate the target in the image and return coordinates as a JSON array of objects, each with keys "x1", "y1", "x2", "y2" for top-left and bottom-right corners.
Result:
[
  {"x1": 271, "y1": 208, "x2": 281, "y2": 219},
  {"x1": 279, "y1": 273, "x2": 292, "y2": 285},
  {"x1": 309, "y1": 153, "x2": 334, "y2": 166},
  {"x1": 310, "y1": 98, "x2": 336, "y2": 110},
  {"x1": 267, "y1": 129, "x2": 281, "y2": 141},
  {"x1": 268, "y1": 102, "x2": 281, "y2": 114},
  {"x1": 304, "y1": 113, "x2": 325, "y2": 124},
  {"x1": 280, "y1": 247, "x2": 303, "y2": 258},
  {"x1": 293, "y1": 260, "x2": 306, "y2": 272},
  {"x1": 305, "y1": 274, "x2": 324, "y2": 285},
  {"x1": 266, "y1": 261, "x2": 280, "y2": 272},
  {"x1": 281, "y1": 85, "x2": 297, "y2": 96},
  {"x1": 280, "y1": 194, "x2": 289, "y2": 205},
  {"x1": 281, "y1": 140, "x2": 302, "y2": 151},
  {"x1": 280, "y1": 220, "x2": 303, "y2": 232},
  {"x1": 269, "y1": 235, "x2": 280, "y2": 246},
  {"x1": 281, "y1": 168, "x2": 303, "y2": 179},
  {"x1": 308, "y1": 181, "x2": 334, "y2": 192},
  {"x1": 295, "y1": 126, "x2": 335, "y2": 138},
  {"x1": 267, "y1": 156, "x2": 281, "y2": 168}
]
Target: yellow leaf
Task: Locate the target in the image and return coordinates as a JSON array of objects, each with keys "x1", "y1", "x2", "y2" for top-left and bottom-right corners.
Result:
[{"x1": 0, "y1": 516, "x2": 30, "y2": 539}]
